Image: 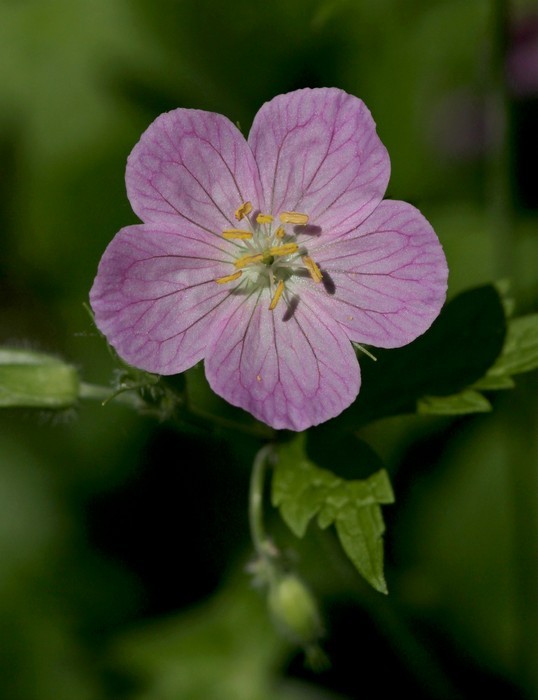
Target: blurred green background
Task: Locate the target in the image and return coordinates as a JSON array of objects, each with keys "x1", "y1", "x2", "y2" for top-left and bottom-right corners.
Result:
[{"x1": 1, "y1": 0, "x2": 537, "y2": 698}]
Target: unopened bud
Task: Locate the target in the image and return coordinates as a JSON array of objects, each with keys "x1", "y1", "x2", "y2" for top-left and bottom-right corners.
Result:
[
  {"x1": 268, "y1": 573, "x2": 323, "y2": 648},
  {"x1": 0, "y1": 348, "x2": 79, "y2": 408}
]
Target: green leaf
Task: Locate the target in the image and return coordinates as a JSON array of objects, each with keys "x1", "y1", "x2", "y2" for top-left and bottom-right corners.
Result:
[
  {"x1": 337, "y1": 285, "x2": 506, "y2": 427},
  {"x1": 417, "y1": 390, "x2": 492, "y2": 416},
  {"x1": 414, "y1": 312, "x2": 538, "y2": 416},
  {"x1": 472, "y1": 374, "x2": 515, "y2": 391},
  {"x1": 482, "y1": 314, "x2": 538, "y2": 380},
  {"x1": 272, "y1": 436, "x2": 394, "y2": 593},
  {"x1": 411, "y1": 312, "x2": 538, "y2": 417}
]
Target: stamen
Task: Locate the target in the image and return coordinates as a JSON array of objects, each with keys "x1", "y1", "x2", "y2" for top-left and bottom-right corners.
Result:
[
  {"x1": 279, "y1": 211, "x2": 309, "y2": 225},
  {"x1": 235, "y1": 201, "x2": 252, "y2": 220},
  {"x1": 234, "y1": 252, "x2": 264, "y2": 269},
  {"x1": 256, "y1": 213, "x2": 274, "y2": 224},
  {"x1": 222, "y1": 229, "x2": 253, "y2": 240},
  {"x1": 302, "y1": 255, "x2": 323, "y2": 282},
  {"x1": 215, "y1": 270, "x2": 243, "y2": 284},
  {"x1": 268, "y1": 243, "x2": 299, "y2": 258},
  {"x1": 275, "y1": 226, "x2": 285, "y2": 239},
  {"x1": 269, "y1": 280, "x2": 285, "y2": 310}
]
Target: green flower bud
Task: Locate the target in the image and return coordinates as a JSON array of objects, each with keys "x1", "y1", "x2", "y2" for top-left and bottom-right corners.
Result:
[
  {"x1": 268, "y1": 573, "x2": 323, "y2": 648},
  {"x1": 0, "y1": 348, "x2": 79, "y2": 408}
]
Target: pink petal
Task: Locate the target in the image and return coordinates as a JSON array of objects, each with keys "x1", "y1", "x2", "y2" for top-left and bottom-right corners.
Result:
[
  {"x1": 248, "y1": 88, "x2": 390, "y2": 240},
  {"x1": 90, "y1": 224, "x2": 239, "y2": 374},
  {"x1": 126, "y1": 109, "x2": 263, "y2": 233},
  {"x1": 204, "y1": 289, "x2": 360, "y2": 431},
  {"x1": 311, "y1": 201, "x2": 448, "y2": 348}
]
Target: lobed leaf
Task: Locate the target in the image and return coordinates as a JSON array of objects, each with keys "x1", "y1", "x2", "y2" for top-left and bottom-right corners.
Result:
[{"x1": 272, "y1": 436, "x2": 394, "y2": 593}]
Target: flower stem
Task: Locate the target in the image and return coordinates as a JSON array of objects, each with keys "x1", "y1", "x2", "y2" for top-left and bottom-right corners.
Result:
[
  {"x1": 79, "y1": 380, "x2": 273, "y2": 439},
  {"x1": 249, "y1": 444, "x2": 277, "y2": 562},
  {"x1": 78, "y1": 382, "x2": 146, "y2": 409}
]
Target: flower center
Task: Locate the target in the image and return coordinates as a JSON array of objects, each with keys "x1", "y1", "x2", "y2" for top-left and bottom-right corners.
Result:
[{"x1": 215, "y1": 202, "x2": 322, "y2": 310}]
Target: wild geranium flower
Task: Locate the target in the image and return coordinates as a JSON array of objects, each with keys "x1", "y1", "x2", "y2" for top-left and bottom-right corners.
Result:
[{"x1": 90, "y1": 88, "x2": 448, "y2": 431}]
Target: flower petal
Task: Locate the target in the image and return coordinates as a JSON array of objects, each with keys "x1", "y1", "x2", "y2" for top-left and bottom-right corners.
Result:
[
  {"x1": 126, "y1": 109, "x2": 263, "y2": 233},
  {"x1": 90, "y1": 224, "x2": 238, "y2": 374},
  {"x1": 248, "y1": 88, "x2": 390, "y2": 240},
  {"x1": 312, "y1": 201, "x2": 448, "y2": 348},
  {"x1": 204, "y1": 289, "x2": 360, "y2": 431}
]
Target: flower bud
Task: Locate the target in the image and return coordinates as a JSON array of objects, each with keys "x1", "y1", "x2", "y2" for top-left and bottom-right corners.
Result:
[
  {"x1": 0, "y1": 348, "x2": 79, "y2": 408},
  {"x1": 268, "y1": 573, "x2": 323, "y2": 648}
]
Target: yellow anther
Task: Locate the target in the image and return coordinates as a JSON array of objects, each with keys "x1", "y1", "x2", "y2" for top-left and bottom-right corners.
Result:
[
  {"x1": 256, "y1": 213, "x2": 274, "y2": 224},
  {"x1": 268, "y1": 243, "x2": 299, "y2": 257},
  {"x1": 234, "y1": 252, "x2": 264, "y2": 269},
  {"x1": 215, "y1": 270, "x2": 243, "y2": 284},
  {"x1": 235, "y1": 201, "x2": 253, "y2": 220},
  {"x1": 269, "y1": 280, "x2": 285, "y2": 311},
  {"x1": 279, "y1": 211, "x2": 309, "y2": 225},
  {"x1": 302, "y1": 255, "x2": 323, "y2": 283},
  {"x1": 275, "y1": 226, "x2": 286, "y2": 239},
  {"x1": 222, "y1": 229, "x2": 253, "y2": 240}
]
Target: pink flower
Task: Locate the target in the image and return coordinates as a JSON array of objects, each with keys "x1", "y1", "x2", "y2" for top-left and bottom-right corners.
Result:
[{"x1": 90, "y1": 88, "x2": 448, "y2": 431}]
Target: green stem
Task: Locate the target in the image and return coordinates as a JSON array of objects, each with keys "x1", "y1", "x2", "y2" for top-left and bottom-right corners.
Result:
[
  {"x1": 78, "y1": 382, "x2": 146, "y2": 408},
  {"x1": 80, "y1": 380, "x2": 273, "y2": 439},
  {"x1": 249, "y1": 444, "x2": 276, "y2": 561},
  {"x1": 187, "y1": 404, "x2": 274, "y2": 439}
]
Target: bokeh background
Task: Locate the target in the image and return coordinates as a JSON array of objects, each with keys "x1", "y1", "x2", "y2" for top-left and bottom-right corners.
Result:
[{"x1": 1, "y1": 0, "x2": 537, "y2": 698}]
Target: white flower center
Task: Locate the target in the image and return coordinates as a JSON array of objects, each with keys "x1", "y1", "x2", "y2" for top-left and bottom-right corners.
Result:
[{"x1": 215, "y1": 202, "x2": 322, "y2": 310}]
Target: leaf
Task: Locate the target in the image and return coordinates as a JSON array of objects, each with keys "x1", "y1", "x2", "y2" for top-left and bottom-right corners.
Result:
[
  {"x1": 337, "y1": 285, "x2": 506, "y2": 427},
  {"x1": 472, "y1": 374, "x2": 515, "y2": 391},
  {"x1": 420, "y1": 313, "x2": 538, "y2": 415},
  {"x1": 272, "y1": 436, "x2": 394, "y2": 593},
  {"x1": 481, "y1": 314, "x2": 538, "y2": 380},
  {"x1": 417, "y1": 390, "x2": 492, "y2": 416}
]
